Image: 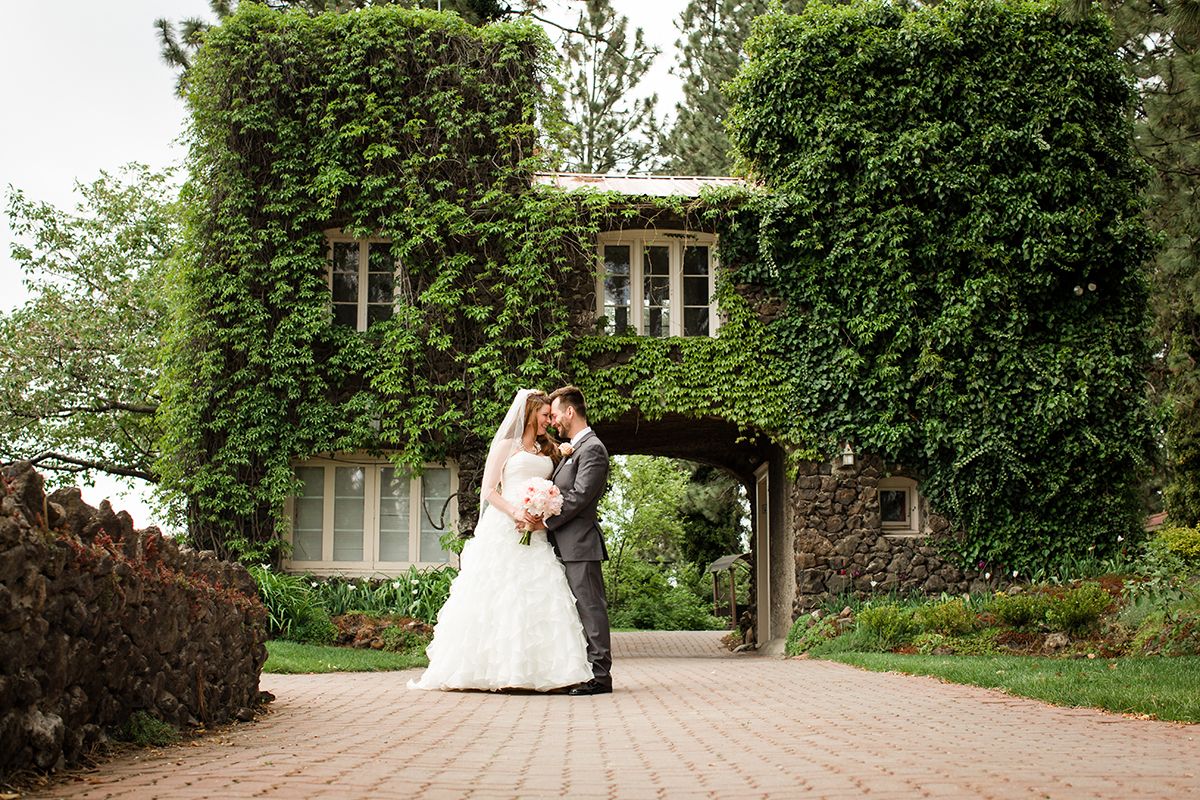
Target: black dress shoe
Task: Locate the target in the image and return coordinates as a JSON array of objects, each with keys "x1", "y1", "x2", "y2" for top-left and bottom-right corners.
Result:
[{"x1": 567, "y1": 679, "x2": 612, "y2": 696}]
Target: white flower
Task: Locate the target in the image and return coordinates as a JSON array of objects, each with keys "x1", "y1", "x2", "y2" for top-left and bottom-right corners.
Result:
[
  {"x1": 985, "y1": 572, "x2": 991, "y2": 579},
  {"x1": 311, "y1": 581, "x2": 318, "y2": 588},
  {"x1": 411, "y1": 579, "x2": 419, "y2": 584},
  {"x1": 392, "y1": 581, "x2": 401, "y2": 589},
  {"x1": 870, "y1": 580, "x2": 877, "y2": 587},
  {"x1": 1117, "y1": 536, "x2": 1124, "y2": 542},
  {"x1": 1012, "y1": 570, "x2": 1018, "y2": 578}
]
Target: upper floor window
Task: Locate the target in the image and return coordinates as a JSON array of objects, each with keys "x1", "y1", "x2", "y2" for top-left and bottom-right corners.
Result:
[
  {"x1": 326, "y1": 232, "x2": 403, "y2": 331},
  {"x1": 597, "y1": 231, "x2": 717, "y2": 338},
  {"x1": 878, "y1": 476, "x2": 921, "y2": 536},
  {"x1": 286, "y1": 453, "x2": 457, "y2": 575}
]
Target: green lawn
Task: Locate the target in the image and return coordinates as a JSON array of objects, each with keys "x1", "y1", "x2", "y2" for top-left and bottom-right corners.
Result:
[
  {"x1": 823, "y1": 652, "x2": 1200, "y2": 724},
  {"x1": 264, "y1": 640, "x2": 428, "y2": 674}
]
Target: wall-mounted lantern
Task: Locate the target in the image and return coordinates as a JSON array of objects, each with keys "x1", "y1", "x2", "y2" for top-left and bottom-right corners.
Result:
[{"x1": 840, "y1": 441, "x2": 855, "y2": 469}]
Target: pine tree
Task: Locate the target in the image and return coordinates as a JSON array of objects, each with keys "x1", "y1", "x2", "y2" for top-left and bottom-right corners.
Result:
[
  {"x1": 663, "y1": 0, "x2": 809, "y2": 176},
  {"x1": 1062, "y1": 0, "x2": 1200, "y2": 522},
  {"x1": 556, "y1": 0, "x2": 662, "y2": 174}
]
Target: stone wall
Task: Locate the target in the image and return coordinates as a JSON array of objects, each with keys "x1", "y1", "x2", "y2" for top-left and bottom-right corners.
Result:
[
  {"x1": 791, "y1": 455, "x2": 1002, "y2": 615},
  {"x1": 0, "y1": 462, "x2": 269, "y2": 774}
]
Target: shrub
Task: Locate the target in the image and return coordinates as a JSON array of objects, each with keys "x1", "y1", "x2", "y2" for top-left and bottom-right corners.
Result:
[
  {"x1": 1157, "y1": 526, "x2": 1200, "y2": 570},
  {"x1": 309, "y1": 567, "x2": 456, "y2": 623},
  {"x1": 988, "y1": 592, "x2": 1052, "y2": 628},
  {"x1": 1045, "y1": 582, "x2": 1112, "y2": 634},
  {"x1": 785, "y1": 616, "x2": 838, "y2": 656},
  {"x1": 914, "y1": 598, "x2": 976, "y2": 636},
  {"x1": 857, "y1": 603, "x2": 919, "y2": 649},
  {"x1": 610, "y1": 585, "x2": 723, "y2": 631},
  {"x1": 380, "y1": 626, "x2": 432, "y2": 655},
  {"x1": 249, "y1": 565, "x2": 331, "y2": 641},
  {"x1": 286, "y1": 604, "x2": 336, "y2": 645}
]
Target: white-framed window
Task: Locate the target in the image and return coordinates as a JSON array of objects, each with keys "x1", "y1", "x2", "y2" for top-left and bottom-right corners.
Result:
[
  {"x1": 285, "y1": 453, "x2": 457, "y2": 576},
  {"x1": 597, "y1": 231, "x2": 718, "y2": 337},
  {"x1": 326, "y1": 231, "x2": 407, "y2": 331},
  {"x1": 878, "y1": 476, "x2": 921, "y2": 536}
]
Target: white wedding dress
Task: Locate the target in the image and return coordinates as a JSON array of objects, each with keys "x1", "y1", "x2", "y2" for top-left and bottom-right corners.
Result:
[{"x1": 408, "y1": 451, "x2": 593, "y2": 691}]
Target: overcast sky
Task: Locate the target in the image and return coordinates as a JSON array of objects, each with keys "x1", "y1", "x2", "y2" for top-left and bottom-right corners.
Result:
[{"x1": 1, "y1": 0, "x2": 690, "y2": 529}]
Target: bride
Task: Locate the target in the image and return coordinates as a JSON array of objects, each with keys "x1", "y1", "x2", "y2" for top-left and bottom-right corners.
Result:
[{"x1": 408, "y1": 389, "x2": 593, "y2": 692}]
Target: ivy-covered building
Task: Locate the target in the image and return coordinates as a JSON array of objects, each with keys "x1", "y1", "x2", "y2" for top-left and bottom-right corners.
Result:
[{"x1": 162, "y1": 2, "x2": 1155, "y2": 651}]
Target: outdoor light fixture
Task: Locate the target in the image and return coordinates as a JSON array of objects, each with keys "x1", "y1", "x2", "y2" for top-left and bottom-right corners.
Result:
[{"x1": 840, "y1": 442, "x2": 855, "y2": 468}]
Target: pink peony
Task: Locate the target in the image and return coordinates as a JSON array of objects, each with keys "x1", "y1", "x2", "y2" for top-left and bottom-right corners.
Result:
[{"x1": 518, "y1": 477, "x2": 563, "y2": 545}]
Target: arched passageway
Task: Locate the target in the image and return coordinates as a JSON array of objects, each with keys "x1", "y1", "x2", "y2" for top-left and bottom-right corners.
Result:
[{"x1": 594, "y1": 410, "x2": 794, "y2": 652}]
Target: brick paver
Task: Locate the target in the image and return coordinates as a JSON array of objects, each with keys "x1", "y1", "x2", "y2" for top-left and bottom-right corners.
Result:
[{"x1": 28, "y1": 631, "x2": 1200, "y2": 799}]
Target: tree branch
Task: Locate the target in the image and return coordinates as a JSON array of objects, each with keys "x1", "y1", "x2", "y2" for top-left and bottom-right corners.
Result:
[{"x1": 12, "y1": 452, "x2": 158, "y2": 483}]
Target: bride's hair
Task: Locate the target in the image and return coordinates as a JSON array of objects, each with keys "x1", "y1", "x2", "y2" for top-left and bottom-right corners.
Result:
[{"x1": 525, "y1": 391, "x2": 563, "y2": 466}]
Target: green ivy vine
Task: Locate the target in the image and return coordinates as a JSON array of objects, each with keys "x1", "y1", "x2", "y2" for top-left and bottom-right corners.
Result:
[
  {"x1": 160, "y1": 1, "x2": 1156, "y2": 578},
  {"x1": 722, "y1": 0, "x2": 1157, "y2": 572}
]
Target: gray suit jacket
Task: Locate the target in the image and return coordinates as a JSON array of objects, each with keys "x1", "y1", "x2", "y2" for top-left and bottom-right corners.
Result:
[{"x1": 545, "y1": 429, "x2": 609, "y2": 562}]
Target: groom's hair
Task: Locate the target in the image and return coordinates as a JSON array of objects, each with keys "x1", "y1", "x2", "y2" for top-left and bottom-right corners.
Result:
[{"x1": 549, "y1": 385, "x2": 587, "y2": 420}]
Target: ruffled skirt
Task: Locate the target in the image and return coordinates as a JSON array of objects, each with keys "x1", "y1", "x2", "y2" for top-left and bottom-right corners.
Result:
[{"x1": 408, "y1": 505, "x2": 592, "y2": 692}]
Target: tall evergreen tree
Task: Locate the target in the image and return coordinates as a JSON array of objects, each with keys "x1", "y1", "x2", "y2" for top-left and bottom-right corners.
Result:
[
  {"x1": 1060, "y1": 1, "x2": 1200, "y2": 522},
  {"x1": 556, "y1": 0, "x2": 662, "y2": 174},
  {"x1": 663, "y1": 0, "x2": 808, "y2": 175}
]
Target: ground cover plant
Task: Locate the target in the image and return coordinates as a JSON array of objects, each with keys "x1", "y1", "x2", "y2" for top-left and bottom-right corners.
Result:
[{"x1": 785, "y1": 527, "x2": 1200, "y2": 723}]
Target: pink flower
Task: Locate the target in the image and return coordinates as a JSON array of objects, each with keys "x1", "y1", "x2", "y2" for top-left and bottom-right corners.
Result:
[
  {"x1": 518, "y1": 478, "x2": 564, "y2": 546},
  {"x1": 559, "y1": 442, "x2": 574, "y2": 456}
]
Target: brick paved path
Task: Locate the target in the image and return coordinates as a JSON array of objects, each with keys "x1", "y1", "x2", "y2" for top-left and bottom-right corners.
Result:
[{"x1": 29, "y1": 631, "x2": 1200, "y2": 799}]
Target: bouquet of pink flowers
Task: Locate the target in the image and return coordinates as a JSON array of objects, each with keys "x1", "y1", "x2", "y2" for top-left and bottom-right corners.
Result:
[{"x1": 518, "y1": 477, "x2": 563, "y2": 546}]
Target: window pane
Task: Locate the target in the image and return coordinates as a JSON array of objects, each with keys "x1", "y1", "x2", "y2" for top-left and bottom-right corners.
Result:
[
  {"x1": 420, "y1": 468, "x2": 453, "y2": 563},
  {"x1": 604, "y1": 245, "x2": 631, "y2": 334},
  {"x1": 683, "y1": 307, "x2": 709, "y2": 337},
  {"x1": 331, "y1": 243, "x2": 359, "y2": 303},
  {"x1": 683, "y1": 245, "x2": 709, "y2": 276},
  {"x1": 378, "y1": 467, "x2": 411, "y2": 562},
  {"x1": 333, "y1": 303, "x2": 358, "y2": 328},
  {"x1": 880, "y1": 490, "x2": 907, "y2": 523},
  {"x1": 333, "y1": 467, "x2": 365, "y2": 561},
  {"x1": 367, "y1": 243, "x2": 395, "y2": 305},
  {"x1": 682, "y1": 245, "x2": 711, "y2": 338},
  {"x1": 367, "y1": 272, "x2": 394, "y2": 306},
  {"x1": 293, "y1": 467, "x2": 324, "y2": 561},
  {"x1": 683, "y1": 276, "x2": 709, "y2": 308},
  {"x1": 644, "y1": 245, "x2": 670, "y2": 338}
]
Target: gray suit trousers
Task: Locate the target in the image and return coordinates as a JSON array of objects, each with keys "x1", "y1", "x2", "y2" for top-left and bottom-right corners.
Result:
[{"x1": 563, "y1": 560, "x2": 612, "y2": 686}]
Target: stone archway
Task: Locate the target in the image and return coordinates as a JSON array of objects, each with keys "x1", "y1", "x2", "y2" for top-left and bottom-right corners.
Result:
[{"x1": 593, "y1": 409, "x2": 794, "y2": 651}]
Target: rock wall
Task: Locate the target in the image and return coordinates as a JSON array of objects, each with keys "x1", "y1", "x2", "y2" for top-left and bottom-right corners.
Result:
[
  {"x1": 791, "y1": 455, "x2": 1004, "y2": 614},
  {"x1": 0, "y1": 462, "x2": 269, "y2": 774}
]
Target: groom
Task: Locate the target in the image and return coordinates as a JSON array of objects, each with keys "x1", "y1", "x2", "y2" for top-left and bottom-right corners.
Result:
[{"x1": 529, "y1": 385, "x2": 613, "y2": 696}]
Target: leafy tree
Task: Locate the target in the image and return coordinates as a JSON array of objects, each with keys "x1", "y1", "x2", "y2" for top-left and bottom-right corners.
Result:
[
  {"x1": 664, "y1": 0, "x2": 809, "y2": 175},
  {"x1": 600, "y1": 455, "x2": 688, "y2": 605},
  {"x1": 1, "y1": 165, "x2": 179, "y2": 485},
  {"x1": 556, "y1": 0, "x2": 663, "y2": 173}
]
